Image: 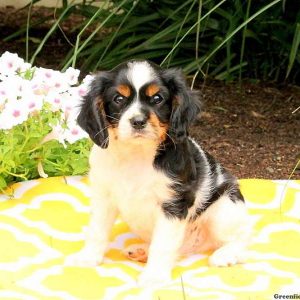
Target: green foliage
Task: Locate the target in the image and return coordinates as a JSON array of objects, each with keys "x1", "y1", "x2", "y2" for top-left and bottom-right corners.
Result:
[
  {"x1": 11, "y1": 0, "x2": 299, "y2": 83},
  {"x1": 0, "y1": 106, "x2": 91, "y2": 191}
]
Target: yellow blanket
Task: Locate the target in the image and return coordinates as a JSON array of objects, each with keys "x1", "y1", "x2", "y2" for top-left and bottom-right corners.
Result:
[{"x1": 0, "y1": 177, "x2": 299, "y2": 299}]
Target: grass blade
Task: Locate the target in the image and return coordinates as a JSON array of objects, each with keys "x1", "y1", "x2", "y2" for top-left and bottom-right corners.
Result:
[
  {"x1": 166, "y1": 0, "x2": 197, "y2": 67},
  {"x1": 64, "y1": 0, "x2": 131, "y2": 70},
  {"x1": 195, "y1": 0, "x2": 202, "y2": 61},
  {"x1": 70, "y1": 0, "x2": 109, "y2": 69},
  {"x1": 26, "y1": 0, "x2": 33, "y2": 62},
  {"x1": 30, "y1": 3, "x2": 72, "y2": 65},
  {"x1": 286, "y1": 23, "x2": 300, "y2": 79},
  {"x1": 94, "y1": 0, "x2": 139, "y2": 70},
  {"x1": 160, "y1": 0, "x2": 227, "y2": 66},
  {"x1": 239, "y1": 0, "x2": 251, "y2": 83}
]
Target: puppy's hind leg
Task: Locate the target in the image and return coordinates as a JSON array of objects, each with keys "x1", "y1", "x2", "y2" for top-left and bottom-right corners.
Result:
[{"x1": 202, "y1": 193, "x2": 252, "y2": 267}]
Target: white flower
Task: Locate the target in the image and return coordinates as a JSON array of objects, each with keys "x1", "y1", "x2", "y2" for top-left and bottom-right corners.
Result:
[
  {"x1": 0, "y1": 51, "x2": 26, "y2": 76},
  {"x1": 30, "y1": 79, "x2": 50, "y2": 96},
  {"x1": 42, "y1": 124, "x2": 67, "y2": 147},
  {"x1": 69, "y1": 84, "x2": 88, "y2": 100},
  {"x1": 82, "y1": 74, "x2": 94, "y2": 86},
  {"x1": 65, "y1": 87, "x2": 84, "y2": 115},
  {"x1": 0, "y1": 99, "x2": 29, "y2": 130},
  {"x1": 44, "y1": 90, "x2": 64, "y2": 111},
  {"x1": 33, "y1": 67, "x2": 69, "y2": 92},
  {"x1": 0, "y1": 52, "x2": 89, "y2": 144},
  {"x1": 0, "y1": 76, "x2": 20, "y2": 102},
  {"x1": 19, "y1": 62, "x2": 32, "y2": 73},
  {"x1": 0, "y1": 83, "x2": 8, "y2": 107},
  {"x1": 64, "y1": 67, "x2": 80, "y2": 86},
  {"x1": 23, "y1": 93, "x2": 44, "y2": 113},
  {"x1": 45, "y1": 121, "x2": 88, "y2": 146},
  {"x1": 61, "y1": 92, "x2": 76, "y2": 116},
  {"x1": 64, "y1": 120, "x2": 88, "y2": 144}
]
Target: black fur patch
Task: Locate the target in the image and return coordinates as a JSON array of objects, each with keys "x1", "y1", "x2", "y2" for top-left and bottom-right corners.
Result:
[
  {"x1": 155, "y1": 137, "x2": 245, "y2": 220},
  {"x1": 77, "y1": 71, "x2": 113, "y2": 148},
  {"x1": 161, "y1": 68, "x2": 201, "y2": 142},
  {"x1": 154, "y1": 138, "x2": 206, "y2": 219}
]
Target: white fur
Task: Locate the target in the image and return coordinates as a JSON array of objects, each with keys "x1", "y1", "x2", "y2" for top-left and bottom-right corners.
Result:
[
  {"x1": 139, "y1": 215, "x2": 186, "y2": 287},
  {"x1": 118, "y1": 100, "x2": 142, "y2": 140},
  {"x1": 187, "y1": 138, "x2": 213, "y2": 218},
  {"x1": 216, "y1": 164, "x2": 226, "y2": 185},
  {"x1": 127, "y1": 61, "x2": 155, "y2": 91},
  {"x1": 118, "y1": 100, "x2": 158, "y2": 141},
  {"x1": 88, "y1": 139, "x2": 173, "y2": 241},
  {"x1": 66, "y1": 136, "x2": 251, "y2": 287}
]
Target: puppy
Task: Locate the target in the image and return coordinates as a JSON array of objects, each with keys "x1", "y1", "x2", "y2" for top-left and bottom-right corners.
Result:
[{"x1": 66, "y1": 60, "x2": 251, "y2": 287}]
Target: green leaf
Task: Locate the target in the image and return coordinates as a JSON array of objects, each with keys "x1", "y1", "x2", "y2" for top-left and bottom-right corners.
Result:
[
  {"x1": 286, "y1": 23, "x2": 300, "y2": 79},
  {"x1": 0, "y1": 176, "x2": 7, "y2": 190}
]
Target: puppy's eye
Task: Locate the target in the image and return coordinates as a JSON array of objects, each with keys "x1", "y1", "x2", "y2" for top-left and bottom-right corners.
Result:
[
  {"x1": 152, "y1": 94, "x2": 164, "y2": 105},
  {"x1": 113, "y1": 95, "x2": 126, "y2": 104}
]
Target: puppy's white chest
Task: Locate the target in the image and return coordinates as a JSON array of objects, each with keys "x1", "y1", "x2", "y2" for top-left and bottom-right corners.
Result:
[
  {"x1": 90, "y1": 145, "x2": 173, "y2": 241},
  {"x1": 115, "y1": 162, "x2": 172, "y2": 240}
]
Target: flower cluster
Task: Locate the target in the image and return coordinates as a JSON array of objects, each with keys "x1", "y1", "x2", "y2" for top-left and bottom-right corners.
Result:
[
  {"x1": 0, "y1": 52, "x2": 93, "y2": 189},
  {"x1": 0, "y1": 51, "x2": 91, "y2": 143}
]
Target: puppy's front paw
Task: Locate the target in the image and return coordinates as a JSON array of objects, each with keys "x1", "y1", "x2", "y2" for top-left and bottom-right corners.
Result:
[
  {"x1": 209, "y1": 246, "x2": 246, "y2": 267},
  {"x1": 138, "y1": 269, "x2": 171, "y2": 288},
  {"x1": 65, "y1": 249, "x2": 103, "y2": 267}
]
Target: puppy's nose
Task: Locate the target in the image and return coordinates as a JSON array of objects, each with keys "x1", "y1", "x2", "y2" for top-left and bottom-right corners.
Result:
[{"x1": 130, "y1": 115, "x2": 147, "y2": 130}]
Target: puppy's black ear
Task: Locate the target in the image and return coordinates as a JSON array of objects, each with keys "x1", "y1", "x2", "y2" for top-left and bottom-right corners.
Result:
[
  {"x1": 162, "y1": 68, "x2": 201, "y2": 141},
  {"x1": 77, "y1": 72, "x2": 112, "y2": 148}
]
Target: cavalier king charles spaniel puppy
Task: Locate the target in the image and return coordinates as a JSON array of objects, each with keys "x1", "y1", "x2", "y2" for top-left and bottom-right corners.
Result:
[{"x1": 66, "y1": 60, "x2": 251, "y2": 287}]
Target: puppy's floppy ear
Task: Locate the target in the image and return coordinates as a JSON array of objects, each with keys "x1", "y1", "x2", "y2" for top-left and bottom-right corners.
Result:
[
  {"x1": 77, "y1": 72, "x2": 112, "y2": 148},
  {"x1": 162, "y1": 68, "x2": 201, "y2": 141}
]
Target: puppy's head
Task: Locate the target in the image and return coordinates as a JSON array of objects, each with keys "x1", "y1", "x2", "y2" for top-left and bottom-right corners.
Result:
[{"x1": 77, "y1": 60, "x2": 201, "y2": 148}]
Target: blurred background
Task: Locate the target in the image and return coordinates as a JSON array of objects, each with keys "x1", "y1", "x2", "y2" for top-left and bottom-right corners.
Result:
[{"x1": 1, "y1": 0, "x2": 299, "y2": 82}]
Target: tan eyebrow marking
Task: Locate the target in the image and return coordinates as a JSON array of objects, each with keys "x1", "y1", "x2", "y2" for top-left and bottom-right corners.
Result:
[
  {"x1": 116, "y1": 84, "x2": 131, "y2": 97},
  {"x1": 145, "y1": 84, "x2": 160, "y2": 97}
]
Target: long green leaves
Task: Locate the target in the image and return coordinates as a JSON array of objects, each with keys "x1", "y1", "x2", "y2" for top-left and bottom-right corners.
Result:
[
  {"x1": 199, "y1": 0, "x2": 282, "y2": 70},
  {"x1": 30, "y1": 3, "x2": 72, "y2": 65},
  {"x1": 160, "y1": 0, "x2": 227, "y2": 66},
  {"x1": 20, "y1": 0, "x2": 298, "y2": 82}
]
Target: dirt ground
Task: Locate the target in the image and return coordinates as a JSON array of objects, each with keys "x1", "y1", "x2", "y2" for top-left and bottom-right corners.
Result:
[
  {"x1": 0, "y1": 6, "x2": 299, "y2": 179},
  {"x1": 192, "y1": 82, "x2": 299, "y2": 179}
]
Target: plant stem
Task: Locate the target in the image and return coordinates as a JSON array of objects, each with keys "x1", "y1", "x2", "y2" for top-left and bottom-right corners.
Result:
[
  {"x1": 26, "y1": 0, "x2": 33, "y2": 62},
  {"x1": 239, "y1": 0, "x2": 251, "y2": 84}
]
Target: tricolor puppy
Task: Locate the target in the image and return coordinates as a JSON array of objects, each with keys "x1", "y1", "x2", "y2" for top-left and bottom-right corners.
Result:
[{"x1": 66, "y1": 60, "x2": 251, "y2": 287}]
